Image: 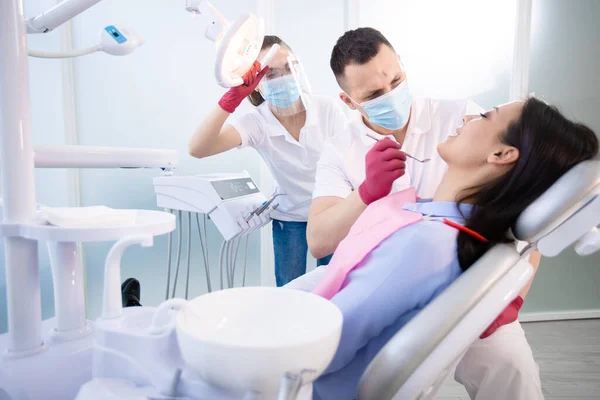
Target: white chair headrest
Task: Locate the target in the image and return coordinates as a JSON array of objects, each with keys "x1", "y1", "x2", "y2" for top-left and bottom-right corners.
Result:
[{"x1": 514, "y1": 160, "x2": 600, "y2": 248}]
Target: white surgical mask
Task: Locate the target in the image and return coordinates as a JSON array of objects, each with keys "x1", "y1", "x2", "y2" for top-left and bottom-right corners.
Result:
[{"x1": 353, "y1": 80, "x2": 412, "y2": 130}]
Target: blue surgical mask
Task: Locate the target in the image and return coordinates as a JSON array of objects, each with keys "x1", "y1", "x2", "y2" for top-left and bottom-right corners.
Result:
[
  {"x1": 358, "y1": 80, "x2": 412, "y2": 130},
  {"x1": 260, "y1": 75, "x2": 301, "y2": 108}
]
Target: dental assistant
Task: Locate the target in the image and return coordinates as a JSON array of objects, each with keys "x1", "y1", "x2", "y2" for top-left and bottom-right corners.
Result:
[
  {"x1": 189, "y1": 35, "x2": 347, "y2": 286},
  {"x1": 307, "y1": 28, "x2": 543, "y2": 399}
]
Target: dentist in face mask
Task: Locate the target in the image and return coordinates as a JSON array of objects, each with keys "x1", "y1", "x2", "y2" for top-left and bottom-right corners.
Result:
[
  {"x1": 189, "y1": 35, "x2": 348, "y2": 287},
  {"x1": 307, "y1": 28, "x2": 486, "y2": 259}
]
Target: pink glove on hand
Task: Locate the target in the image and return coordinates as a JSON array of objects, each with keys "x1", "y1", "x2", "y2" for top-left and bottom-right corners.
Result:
[
  {"x1": 358, "y1": 137, "x2": 407, "y2": 205},
  {"x1": 218, "y1": 61, "x2": 270, "y2": 113}
]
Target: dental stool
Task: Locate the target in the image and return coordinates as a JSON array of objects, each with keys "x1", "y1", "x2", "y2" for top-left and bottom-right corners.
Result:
[{"x1": 357, "y1": 160, "x2": 600, "y2": 400}]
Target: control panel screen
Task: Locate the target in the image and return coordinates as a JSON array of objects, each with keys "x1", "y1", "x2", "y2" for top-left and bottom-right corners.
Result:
[
  {"x1": 211, "y1": 177, "x2": 260, "y2": 200},
  {"x1": 105, "y1": 25, "x2": 127, "y2": 44}
]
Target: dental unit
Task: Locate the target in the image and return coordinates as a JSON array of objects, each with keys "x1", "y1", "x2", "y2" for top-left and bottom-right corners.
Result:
[{"x1": 154, "y1": 172, "x2": 281, "y2": 295}]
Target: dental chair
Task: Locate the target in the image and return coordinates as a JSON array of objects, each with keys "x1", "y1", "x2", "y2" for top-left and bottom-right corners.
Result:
[{"x1": 357, "y1": 159, "x2": 600, "y2": 400}]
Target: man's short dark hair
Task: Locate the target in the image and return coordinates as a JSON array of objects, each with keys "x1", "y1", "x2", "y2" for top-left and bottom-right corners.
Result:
[{"x1": 330, "y1": 27, "x2": 394, "y2": 81}]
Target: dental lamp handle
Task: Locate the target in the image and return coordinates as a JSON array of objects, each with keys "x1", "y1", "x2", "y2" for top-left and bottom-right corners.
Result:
[
  {"x1": 224, "y1": 43, "x2": 280, "y2": 88},
  {"x1": 259, "y1": 44, "x2": 280, "y2": 71},
  {"x1": 102, "y1": 235, "x2": 153, "y2": 319}
]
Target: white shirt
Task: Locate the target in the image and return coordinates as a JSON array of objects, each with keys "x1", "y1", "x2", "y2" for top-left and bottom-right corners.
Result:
[
  {"x1": 229, "y1": 94, "x2": 348, "y2": 221},
  {"x1": 313, "y1": 97, "x2": 485, "y2": 200}
]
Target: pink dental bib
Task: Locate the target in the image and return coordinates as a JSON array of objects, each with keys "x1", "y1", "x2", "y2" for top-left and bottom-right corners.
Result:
[{"x1": 312, "y1": 188, "x2": 422, "y2": 300}]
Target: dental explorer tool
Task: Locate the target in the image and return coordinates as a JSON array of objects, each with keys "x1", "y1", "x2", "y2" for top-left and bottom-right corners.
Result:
[
  {"x1": 256, "y1": 193, "x2": 284, "y2": 216},
  {"x1": 365, "y1": 131, "x2": 431, "y2": 163}
]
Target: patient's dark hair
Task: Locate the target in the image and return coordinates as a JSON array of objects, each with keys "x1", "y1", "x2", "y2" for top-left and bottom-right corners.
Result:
[
  {"x1": 248, "y1": 35, "x2": 290, "y2": 107},
  {"x1": 457, "y1": 97, "x2": 599, "y2": 271}
]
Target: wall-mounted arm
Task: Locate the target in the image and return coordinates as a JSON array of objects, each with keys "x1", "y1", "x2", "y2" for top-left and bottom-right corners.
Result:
[
  {"x1": 26, "y1": 0, "x2": 104, "y2": 34},
  {"x1": 32, "y1": 145, "x2": 179, "y2": 170},
  {"x1": 26, "y1": 0, "x2": 200, "y2": 34}
]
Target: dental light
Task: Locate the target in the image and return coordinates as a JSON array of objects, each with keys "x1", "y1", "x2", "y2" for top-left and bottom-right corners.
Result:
[
  {"x1": 26, "y1": 0, "x2": 279, "y2": 83},
  {"x1": 185, "y1": 0, "x2": 280, "y2": 87},
  {"x1": 26, "y1": 0, "x2": 144, "y2": 59}
]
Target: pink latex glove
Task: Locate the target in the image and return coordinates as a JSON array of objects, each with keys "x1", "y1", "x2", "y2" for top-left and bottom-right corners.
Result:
[
  {"x1": 218, "y1": 61, "x2": 269, "y2": 113},
  {"x1": 358, "y1": 137, "x2": 407, "y2": 205},
  {"x1": 480, "y1": 296, "x2": 523, "y2": 339}
]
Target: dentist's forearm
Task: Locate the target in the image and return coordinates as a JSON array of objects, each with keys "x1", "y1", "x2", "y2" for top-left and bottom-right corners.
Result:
[
  {"x1": 188, "y1": 105, "x2": 239, "y2": 158},
  {"x1": 307, "y1": 192, "x2": 367, "y2": 259}
]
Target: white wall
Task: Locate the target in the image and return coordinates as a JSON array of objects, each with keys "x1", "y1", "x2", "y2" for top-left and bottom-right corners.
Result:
[
  {"x1": 272, "y1": 0, "x2": 346, "y2": 100},
  {"x1": 358, "y1": 0, "x2": 517, "y2": 109},
  {"x1": 520, "y1": 0, "x2": 600, "y2": 317}
]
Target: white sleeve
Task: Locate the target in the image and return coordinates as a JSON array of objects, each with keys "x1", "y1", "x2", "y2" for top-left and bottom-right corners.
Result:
[
  {"x1": 284, "y1": 267, "x2": 328, "y2": 292},
  {"x1": 227, "y1": 111, "x2": 266, "y2": 149},
  {"x1": 312, "y1": 141, "x2": 354, "y2": 199}
]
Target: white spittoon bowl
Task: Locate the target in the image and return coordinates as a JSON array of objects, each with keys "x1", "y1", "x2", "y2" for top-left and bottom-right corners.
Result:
[{"x1": 176, "y1": 287, "x2": 343, "y2": 396}]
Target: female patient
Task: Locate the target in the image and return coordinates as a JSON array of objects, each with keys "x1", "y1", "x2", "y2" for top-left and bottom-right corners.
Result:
[{"x1": 302, "y1": 98, "x2": 599, "y2": 399}]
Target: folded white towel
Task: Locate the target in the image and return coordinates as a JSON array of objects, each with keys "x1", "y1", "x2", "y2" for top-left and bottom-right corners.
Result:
[{"x1": 41, "y1": 206, "x2": 138, "y2": 228}]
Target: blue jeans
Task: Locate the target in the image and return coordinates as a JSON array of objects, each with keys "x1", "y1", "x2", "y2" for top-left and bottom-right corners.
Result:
[{"x1": 272, "y1": 219, "x2": 333, "y2": 287}]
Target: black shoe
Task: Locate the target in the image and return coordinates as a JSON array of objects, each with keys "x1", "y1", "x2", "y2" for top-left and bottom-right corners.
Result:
[{"x1": 121, "y1": 277, "x2": 142, "y2": 307}]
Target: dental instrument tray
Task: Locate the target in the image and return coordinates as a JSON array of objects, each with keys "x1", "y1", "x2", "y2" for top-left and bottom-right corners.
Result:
[
  {"x1": 0, "y1": 208, "x2": 175, "y2": 243},
  {"x1": 154, "y1": 171, "x2": 269, "y2": 240}
]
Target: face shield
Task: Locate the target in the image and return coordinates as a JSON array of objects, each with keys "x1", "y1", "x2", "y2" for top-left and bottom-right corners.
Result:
[{"x1": 257, "y1": 53, "x2": 311, "y2": 116}]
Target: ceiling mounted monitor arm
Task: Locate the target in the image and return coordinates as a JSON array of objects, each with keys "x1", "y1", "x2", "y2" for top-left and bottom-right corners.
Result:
[{"x1": 25, "y1": 0, "x2": 223, "y2": 35}]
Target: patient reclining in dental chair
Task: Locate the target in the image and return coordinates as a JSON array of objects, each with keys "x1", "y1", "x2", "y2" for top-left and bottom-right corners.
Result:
[{"x1": 286, "y1": 98, "x2": 599, "y2": 400}]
